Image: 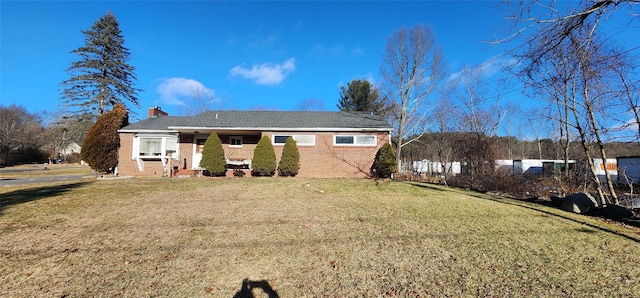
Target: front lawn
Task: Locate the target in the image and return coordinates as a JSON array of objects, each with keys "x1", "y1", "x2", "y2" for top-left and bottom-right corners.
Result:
[{"x1": 1, "y1": 178, "x2": 638, "y2": 297}]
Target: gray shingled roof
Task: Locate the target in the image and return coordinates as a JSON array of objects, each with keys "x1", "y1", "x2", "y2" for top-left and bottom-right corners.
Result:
[{"x1": 119, "y1": 111, "x2": 393, "y2": 132}]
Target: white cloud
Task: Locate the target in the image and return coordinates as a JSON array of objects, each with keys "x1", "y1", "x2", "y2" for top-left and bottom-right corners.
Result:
[
  {"x1": 229, "y1": 58, "x2": 296, "y2": 85},
  {"x1": 447, "y1": 56, "x2": 517, "y2": 82},
  {"x1": 156, "y1": 77, "x2": 215, "y2": 106}
]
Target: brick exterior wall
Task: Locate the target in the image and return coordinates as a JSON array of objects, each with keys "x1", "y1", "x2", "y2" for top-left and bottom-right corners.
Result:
[{"x1": 117, "y1": 131, "x2": 390, "y2": 178}]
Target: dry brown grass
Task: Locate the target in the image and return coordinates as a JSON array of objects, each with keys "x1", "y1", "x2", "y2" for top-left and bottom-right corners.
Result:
[{"x1": 1, "y1": 178, "x2": 639, "y2": 297}]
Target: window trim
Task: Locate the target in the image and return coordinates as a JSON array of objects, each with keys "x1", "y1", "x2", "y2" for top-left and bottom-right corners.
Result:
[
  {"x1": 133, "y1": 135, "x2": 178, "y2": 159},
  {"x1": 333, "y1": 134, "x2": 377, "y2": 146},
  {"x1": 229, "y1": 136, "x2": 243, "y2": 148},
  {"x1": 272, "y1": 134, "x2": 316, "y2": 146}
]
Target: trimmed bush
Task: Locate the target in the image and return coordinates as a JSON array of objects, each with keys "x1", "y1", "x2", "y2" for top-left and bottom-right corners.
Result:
[
  {"x1": 371, "y1": 142, "x2": 397, "y2": 178},
  {"x1": 252, "y1": 136, "x2": 276, "y2": 176},
  {"x1": 278, "y1": 136, "x2": 300, "y2": 177},
  {"x1": 199, "y1": 132, "x2": 226, "y2": 176},
  {"x1": 81, "y1": 104, "x2": 128, "y2": 173}
]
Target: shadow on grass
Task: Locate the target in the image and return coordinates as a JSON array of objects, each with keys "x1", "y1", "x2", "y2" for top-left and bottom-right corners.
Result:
[
  {"x1": 469, "y1": 192, "x2": 640, "y2": 243},
  {"x1": 405, "y1": 181, "x2": 447, "y2": 192},
  {"x1": 405, "y1": 181, "x2": 640, "y2": 244},
  {"x1": 0, "y1": 181, "x2": 92, "y2": 215},
  {"x1": 233, "y1": 278, "x2": 279, "y2": 298}
]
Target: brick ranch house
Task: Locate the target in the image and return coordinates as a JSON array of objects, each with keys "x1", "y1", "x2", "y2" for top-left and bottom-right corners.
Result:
[{"x1": 117, "y1": 107, "x2": 394, "y2": 178}]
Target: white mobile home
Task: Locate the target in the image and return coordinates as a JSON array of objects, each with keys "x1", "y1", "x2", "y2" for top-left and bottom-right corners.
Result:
[
  {"x1": 412, "y1": 160, "x2": 461, "y2": 176},
  {"x1": 617, "y1": 156, "x2": 640, "y2": 185},
  {"x1": 513, "y1": 159, "x2": 575, "y2": 176},
  {"x1": 593, "y1": 158, "x2": 618, "y2": 182}
]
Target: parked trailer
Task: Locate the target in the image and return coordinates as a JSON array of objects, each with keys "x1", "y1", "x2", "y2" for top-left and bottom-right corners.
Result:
[
  {"x1": 411, "y1": 160, "x2": 461, "y2": 176},
  {"x1": 513, "y1": 159, "x2": 575, "y2": 176},
  {"x1": 592, "y1": 158, "x2": 618, "y2": 182},
  {"x1": 617, "y1": 156, "x2": 640, "y2": 185}
]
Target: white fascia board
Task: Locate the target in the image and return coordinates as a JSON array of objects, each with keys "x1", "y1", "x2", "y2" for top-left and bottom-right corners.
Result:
[
  {"x1": 118, "y1": 129, "x2": 178, "y2": 133},
  {"x1": 167, "y1": 126, "x2": 393, "y2": 132}
]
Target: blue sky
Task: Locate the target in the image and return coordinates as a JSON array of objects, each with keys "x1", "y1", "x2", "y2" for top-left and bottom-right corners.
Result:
[
  {"x1": 2, "y1": 1, "x2": 638, "y2": 141},
  {"x1": 2, "y1": 1, "x2": 510, "y2": 122}
]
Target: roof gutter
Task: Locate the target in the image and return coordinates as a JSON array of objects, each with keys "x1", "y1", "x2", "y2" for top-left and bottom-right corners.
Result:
[
  {"x1": 166, "y1": 126, "x2": 394, "y2": 132},
  {"x1": 118, "y1": 129, "x2": 179, "y2": 133}
]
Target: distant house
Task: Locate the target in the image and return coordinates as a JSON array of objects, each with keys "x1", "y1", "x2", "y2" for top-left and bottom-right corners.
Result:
[
  {"x1": 60, "y1": 142, "x2": 81, "y2": 158},
  {"x1": 116, "y1": 107, "x2": 393, "y2": 178}
]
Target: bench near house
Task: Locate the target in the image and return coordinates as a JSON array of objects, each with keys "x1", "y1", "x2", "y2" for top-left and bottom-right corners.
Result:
[{"x1": 116, "y1": 107, "x2": 394, "y2": 178}]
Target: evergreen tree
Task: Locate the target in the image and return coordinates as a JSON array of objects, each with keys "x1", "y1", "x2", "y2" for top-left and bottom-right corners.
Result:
[
  {"x1": 337, "y1": 79, "x2": 386, "y2": 116},
  {"x1": 278, "y1": 136, "x2": 300, "y2": 177},
  {"x1": 81, "y1": 104, "x2": 128, "y2": 173},
  {"x1": 252, "y1": 136, "x2": 276, "y2": 176},
  {"x1": 61, "y1": 12, "x2": 140, "y2": 117},
  {"x1": 199, "y1": 132, "x2": 226, "y2": 176},
  {"x1": 371, "y1": 143, "x2": 397, "y2": 178}
]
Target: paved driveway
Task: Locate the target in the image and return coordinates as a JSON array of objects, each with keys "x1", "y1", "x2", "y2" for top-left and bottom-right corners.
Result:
[
  {"x1": 0, "y1": 174, "x2": 95, "y2": 187},
  {"x1": 0, "y1": 165, "x2": 95, "y2": 187}
]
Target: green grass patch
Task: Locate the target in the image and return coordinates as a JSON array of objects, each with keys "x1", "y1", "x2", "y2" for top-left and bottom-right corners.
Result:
[{"x1": 1, "y1": 178, "x2": 638, "y2": 297}]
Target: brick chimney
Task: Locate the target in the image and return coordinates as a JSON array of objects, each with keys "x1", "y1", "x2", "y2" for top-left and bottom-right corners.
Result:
[{"x1": 148, "y1": 106, "x2": 168, "y2": 118}]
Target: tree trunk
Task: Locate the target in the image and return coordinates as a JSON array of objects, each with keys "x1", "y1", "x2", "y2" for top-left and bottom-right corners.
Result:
[{"x1": 581, "y1": 66, "x2": 618, "y2": 204}]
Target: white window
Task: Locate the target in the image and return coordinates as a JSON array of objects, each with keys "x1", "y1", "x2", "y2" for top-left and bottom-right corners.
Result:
[
  {"x1": 273, "y1": 134, "x2": 315, "y2": 146},
  {"x1": 140, "y1": 138, "x2": 162, "y2": 156},
  {"x1": 230, "y1": 136, "x2": 243, "y2": 147},
  {"x1": 134, "y1": 135, "x2": 178, "y2": 158},
  {"x1": 333, "y1": 134, "x2": 377, "y2": 146}
]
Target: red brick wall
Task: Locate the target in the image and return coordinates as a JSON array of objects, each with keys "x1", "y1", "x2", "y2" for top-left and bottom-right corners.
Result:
[
  {"x1": 117, "y1": 133, "x2": 136, "y2": 176},
  {"x1": 264, "y1": 132, "x2": 388, "y2": 178},
  {"x1": 116, "y1": 133, "x2": 175, "y2": 177},
  {"x1": 117, "y1": 131, "x2": 390, "y2": 178}
]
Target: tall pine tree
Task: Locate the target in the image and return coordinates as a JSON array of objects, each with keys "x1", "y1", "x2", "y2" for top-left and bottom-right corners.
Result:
[
  {"x1": 61, "y1": 12, "x2": 140, "y2": 117},
  {"x1": 337, "y1": 79, "x2": 386, "y2": 116}
]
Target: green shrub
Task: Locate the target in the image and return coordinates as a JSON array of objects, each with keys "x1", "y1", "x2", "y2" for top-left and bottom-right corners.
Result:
[
  {"x1": 81, "y1": 104, "x2": 128, "y2": 173},
  {"x1": 371, "y1": 142, "x2": 397, "y2": 178},
  {"x1": 278, "y1": 136, "x2": 300, "y2": 177},
  {"x1": 199, "y1": 132, "x2": 226, "y2": 176},
  {"x1": 252, "y1": 136, "x2": 276, "y2": 176}
]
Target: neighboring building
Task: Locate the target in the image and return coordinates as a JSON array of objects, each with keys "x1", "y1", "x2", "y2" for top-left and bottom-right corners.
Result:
[
  {"x1": 411, "y1": 160, "x2": 461, "y2": 176},
  {"x1": 593, "y1": 158, "x2": 618, "y2": 182},
  {"x1": 117, "y1": 107, "x2": 393, "y2": 178},
  {"x1": 60, "y1": 142, "x2": 81, "y2": 159},
  {"x1": 513, "y1": 159, "x2": 576, "y2": 176},
  {"x1": 495, "y1": 159, "x2": 514, "y2": 172},
  {"x1": 617, "y1": 156, "x2": 640, "y2": 185}
]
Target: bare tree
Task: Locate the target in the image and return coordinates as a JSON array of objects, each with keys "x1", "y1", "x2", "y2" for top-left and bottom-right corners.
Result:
[
  {"x1": 431, "y1": 98, "x2": 460, "y2": 184},
  {"x1": 0, "y1": 105, "x2": 48, "y2": 164},
  {"x1": 518, "y1": 23, "x2": 622, "y2": 205},
  {"x1": 43, "y1": 108, "x2": 94, "y2": 161},
  {"x1": 296, "y1": 98, "x2": 326, "y2": 111},
  {"x1": 380, "y1": 25, "x2": 445, "y2": 170},
  {"x1": 446, "y1": 66, "x2": 507, "y2": 136},
  {"x1": 183, "y1": 87, "x2": 218, "y2": 116},
  {"x1": 610, "y1": 55, "x2": 640, "y2": 141},
  {"x1": 497, "y1": 0, "x2": 640, "y2": 64},
  {"x1": 500, "y1": 1, "x2": 640, "y2": 205}
]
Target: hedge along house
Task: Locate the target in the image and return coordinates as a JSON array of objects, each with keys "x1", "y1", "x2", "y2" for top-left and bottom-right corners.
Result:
[{"x1": 117, "y1": 107, "x2": 394, "y2": 178}]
